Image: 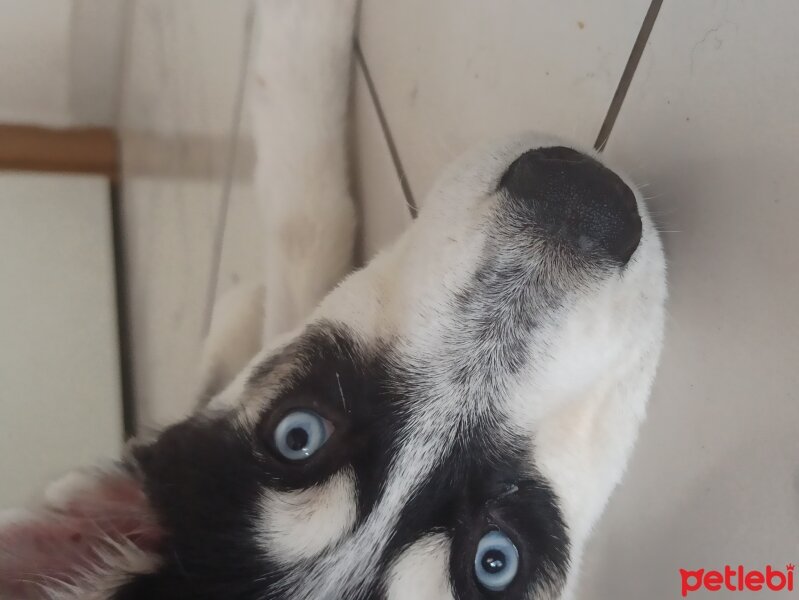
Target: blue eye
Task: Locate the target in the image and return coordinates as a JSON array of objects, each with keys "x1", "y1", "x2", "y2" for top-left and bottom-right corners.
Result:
[
  {"x1": 474, "y1": 530, "x2": 519, "y2": 592},
  {"x1": 273, "y1": 410, "x2": 332, "y2": 461}
]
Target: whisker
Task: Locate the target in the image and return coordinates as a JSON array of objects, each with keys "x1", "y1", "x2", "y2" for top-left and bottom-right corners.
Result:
[{"x1": 335, "y1": 372, "x2": 349, "y2": 413}]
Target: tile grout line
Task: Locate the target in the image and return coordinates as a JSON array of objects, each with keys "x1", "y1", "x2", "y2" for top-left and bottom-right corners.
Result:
[
  {"x1": 202, "y1": 0, "x2": 257, "y2": 337},
  {"x1": 111, "y1": 0, "x2": 138, "y2": 437},
  {"x1": 355, "y1": 41, "x2": 418, "y2": 218},
  {"x1": 109, "y1": 180, "x2": 137, "y2": 439},
  {"x1": 594, "y1": 0, "x2": 664, "y2": 151}
]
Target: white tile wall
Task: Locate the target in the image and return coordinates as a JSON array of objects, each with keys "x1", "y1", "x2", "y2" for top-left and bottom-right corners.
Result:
[
  {"x1": 0, "y1": 0, "x2": 125, "y2": 126},
  {"x1": 0, "y1": 0, "x2": 73, "y2": 125},
  {"x1": 212, "y1": 106, "x2": 260, "y2": 303},
  {"x1": 118, "y1": 0, "x2": 253, "y2": 427},
  {"x1": 70, "y1": 0, "x2": 128, "y2": 126},
  {"x1": 352, "y1": 63, "x2": 412, "y2": 262},
  {"x1": 0, "y1": 173, "x2": 122, "y2": 509},
  {"x1": 117, "y1": 0, "x2": 419, "y2": 427},
  {"x1": 357, "y1": 0, "x2": 652, "y2": 204}
]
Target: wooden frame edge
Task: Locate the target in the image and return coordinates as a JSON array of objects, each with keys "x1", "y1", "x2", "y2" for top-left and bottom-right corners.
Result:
[{"x1": 0, "y1": 124, "x2": 118, "y2": 180}]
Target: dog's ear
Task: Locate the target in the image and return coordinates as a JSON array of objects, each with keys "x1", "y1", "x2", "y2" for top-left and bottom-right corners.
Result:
[{"x1": 0, "y1": 466, "x2": 163, "y2": 599}]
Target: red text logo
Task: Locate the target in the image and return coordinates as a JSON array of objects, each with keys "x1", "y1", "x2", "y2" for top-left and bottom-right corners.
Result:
[{"x1": 680, "y1": 564, "x2": 794, "y2": 596}]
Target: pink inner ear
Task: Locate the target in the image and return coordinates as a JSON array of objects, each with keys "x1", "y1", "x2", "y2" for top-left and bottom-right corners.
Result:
[{"x1": 0, "y1": 468, "x2": 163, "y2": 598}]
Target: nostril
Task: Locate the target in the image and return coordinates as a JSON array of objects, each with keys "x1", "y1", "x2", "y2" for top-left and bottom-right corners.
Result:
[{"x1": 499, "y1": 145, "x2": 642, "y2": 265}]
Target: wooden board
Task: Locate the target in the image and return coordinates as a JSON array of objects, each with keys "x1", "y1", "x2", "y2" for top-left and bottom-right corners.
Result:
[{"x1": 0, "y1": 125, "x2": 117, "y2": 178}]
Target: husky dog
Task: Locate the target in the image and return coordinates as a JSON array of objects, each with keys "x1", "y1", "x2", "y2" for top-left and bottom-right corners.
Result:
[{"x1": 0, "y1": 1, "x2": 666, "y2": 598}]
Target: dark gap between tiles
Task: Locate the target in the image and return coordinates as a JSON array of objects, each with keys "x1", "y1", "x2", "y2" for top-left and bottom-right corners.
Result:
[
  {"x1": 355, "y1": 41, "x2": 418, "y2": 218},
  {"x1": 202, "y1": 2, "x2": 257, "y2": 338},
  {"x1": 109, "y1": 181, "x2": 137, "y2": 439},
  {"x1": 594, "y1": 0, "x2": 663, "y2": 151}
]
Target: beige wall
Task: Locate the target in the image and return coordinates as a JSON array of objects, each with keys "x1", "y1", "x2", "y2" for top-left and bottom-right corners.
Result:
[{"x1": 0, "y1": 0, "x2": 126, "y2": 126}]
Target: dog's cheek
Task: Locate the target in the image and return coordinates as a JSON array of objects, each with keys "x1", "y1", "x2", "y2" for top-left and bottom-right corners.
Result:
[
  {"x1": 0, "y1": 467, "x2": 163, "y2": 599},
  {"x1": 255, "y1": 468, "x2": 357, "y2": 566},
  {"x1": 384, "y1": 533, "x2": 456, "y2": 600}
]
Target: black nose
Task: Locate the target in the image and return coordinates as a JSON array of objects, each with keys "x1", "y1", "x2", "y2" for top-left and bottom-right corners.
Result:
[{"x1": 499, "y1": 146, "x2": 642, "y2": 265}]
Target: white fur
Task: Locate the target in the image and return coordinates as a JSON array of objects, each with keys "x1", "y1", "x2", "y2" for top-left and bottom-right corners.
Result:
[
  {"x1": 36, "y1": 540, "x2": 159, "y2": 600},
  {"x1": 43, "y1": 470, "x2": 100, "y2": 508},
  {"x1": 385, "y1": 534, "x2": 455, "y2": 600},
  {"x1": 257, "y1": 468, "x2": 357, "y2": 565}
]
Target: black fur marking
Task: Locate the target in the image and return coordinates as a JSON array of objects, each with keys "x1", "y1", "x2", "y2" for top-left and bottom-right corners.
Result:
[
  {"x1": 118, "y1": 415, "x2": 276, "y2": 599},
  {"x1": 117, "y1": 321, "x2": 569, "y2": 599},
  {"x1": 248, "y1": 324, "x2": 405, "y2": 520},
  {"x1": 374, "y1": 424, "x2": 570, "y2": 599},
  {"x1": 116, "y1": 323, "x2": 403, "y2": 599}
]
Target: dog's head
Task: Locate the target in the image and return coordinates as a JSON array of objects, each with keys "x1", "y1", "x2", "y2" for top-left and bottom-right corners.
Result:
[{"x1": 0, "y1": 135, "x2": 666, "y2": 599}]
